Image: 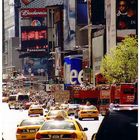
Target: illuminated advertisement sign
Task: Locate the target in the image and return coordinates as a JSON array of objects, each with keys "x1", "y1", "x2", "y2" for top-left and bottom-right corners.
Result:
[
  {"x1": 116, "y1": 0, "x2": 137, "y2": 42},
  {"x1": 76, "y1": 0, "x2": 88, "y2": 25},
  {"x1": 23, "y1": 58, "x2": 48, "y2": 76},
  {"x1": 64, "y1": 55, "x2": 83, "y2": 85},
  {"x1": 20, "y1": 8, "x2": 47, "y2": 18},
  {"x1": 21, "y1": 26, "x2": 48, "y2": 51}
]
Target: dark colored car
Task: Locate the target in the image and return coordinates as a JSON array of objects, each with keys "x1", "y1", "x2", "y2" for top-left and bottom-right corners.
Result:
[{"x1": 91, "y1": 104, "x2": 138, "y2": 140}]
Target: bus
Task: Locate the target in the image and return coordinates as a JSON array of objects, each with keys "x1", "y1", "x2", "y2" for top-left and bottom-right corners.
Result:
[{"x1": 69, "y1": 83, "x2": 137, "y2": 115}]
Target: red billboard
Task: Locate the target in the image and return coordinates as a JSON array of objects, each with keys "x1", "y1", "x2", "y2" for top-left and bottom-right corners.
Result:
[
  {"x1": 21, "y1": 26, "x2": 48, "y2": 51},
  {"x1": 21, "y1": 0, "x2": 35, "y2": 5},
  {"x1": 20, "y1": 8, "x2": 47, "y2": 18}
]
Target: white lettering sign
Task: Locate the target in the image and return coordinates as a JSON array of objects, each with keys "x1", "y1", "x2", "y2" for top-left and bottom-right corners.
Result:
[{"x1": 70, "y1": 69, "x2": 83, "y2": 84}]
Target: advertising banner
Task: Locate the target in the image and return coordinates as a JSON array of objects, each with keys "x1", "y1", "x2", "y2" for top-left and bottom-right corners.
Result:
[
  {"x1": 46, "y1": 84, "x2": 64, "y2": 92},
  {"x1": 21, "y1": 26, "x2": 48, "y2": 51},
  {"x1": 64, "y1": 55, "x2": 83, "y2": 85},
  {"x1": 64, "y1": 0, "x2": 76, "y2": 50},
  {"x1": 116, "y1": 0, "x2": 137, "y2": 42},
  {"x1": 76, "y1": 0, "x2": 88, "y2": 25},
  {"x1": 21, "y1": 0, "x2": 35, "y2": 5},
  {"x1": 20, "y1": 8, "x2": 47, "y2": 18},
  {"x1": 53, "y1": 90, "x2": 70, "y2": 104},
  {"x1": 92, "y1": 35, "x2": 104, "y2": 75},
  {"x1": 23, "y1": 58, "x2": 48, "y2": 76}
]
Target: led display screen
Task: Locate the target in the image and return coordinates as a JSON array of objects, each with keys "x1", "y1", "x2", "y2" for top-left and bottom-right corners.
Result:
[{"x1": 21, "y1": 26, "x2": 48, "y2": 51}]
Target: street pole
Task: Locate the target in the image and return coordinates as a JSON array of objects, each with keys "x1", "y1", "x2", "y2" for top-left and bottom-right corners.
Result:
[{"x1": 87, "y1": 0, "x2": 95, "y2": 85}]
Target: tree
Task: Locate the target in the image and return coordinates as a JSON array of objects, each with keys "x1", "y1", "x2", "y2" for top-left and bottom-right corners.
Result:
[{"x1": 100, "y1": 36, "x2": 138, "y2": 83}]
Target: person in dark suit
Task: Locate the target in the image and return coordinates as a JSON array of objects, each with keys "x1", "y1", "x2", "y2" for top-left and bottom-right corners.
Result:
[{"x1": 116, "y1": 0, "x2": 129, "y2": 29}]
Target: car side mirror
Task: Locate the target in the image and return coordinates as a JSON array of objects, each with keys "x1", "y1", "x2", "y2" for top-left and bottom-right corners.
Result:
[{"x1": 83, "y1": 128, "x2": 88, "y2": 131}]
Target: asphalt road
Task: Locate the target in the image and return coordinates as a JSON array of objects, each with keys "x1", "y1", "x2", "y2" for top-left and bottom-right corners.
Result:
[{"x1": 1, "y1": 103, "x2": 104, "y2": 140}]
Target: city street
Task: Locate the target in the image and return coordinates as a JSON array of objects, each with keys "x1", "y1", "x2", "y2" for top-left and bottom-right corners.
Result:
[
  {"x1": 2, "y1": 0, "x2": 138, "y2": 140},
  {"x1": 1, "y1": 103, "x2": 104, "y2": 140}
]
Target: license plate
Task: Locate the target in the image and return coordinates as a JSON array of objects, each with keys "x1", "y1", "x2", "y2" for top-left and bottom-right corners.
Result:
[
  {"x1": 29, "y1": 129, "x2": 36, "y2": 133},
  {"x1": 21, "y1": 136, "x2": 27, "y2": 138},
  {"x1": 52, "y1": 135, "x2": 60, "y2": 139},
  {"x1": 88, "y1": 112, "x2": 92, "y2": 114}
]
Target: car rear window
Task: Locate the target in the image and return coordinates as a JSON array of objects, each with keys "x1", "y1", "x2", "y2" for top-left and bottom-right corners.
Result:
[
  {"x1": 9, "y1": 96, "x2": 16, "y2": 101},
  {"x1": 20, "y1": 118, "x2": 45, "y2": 126},
  {"x1": 41, "y1": 121, "x2": 76, "y2": 130},
  {"x1": 82, "y1": 105, "x2": 97, "y2": 110},
  {"x1": 96, "y1": 110, "x2": 138, "y2": 140},
  {"x1": 48, "y1": 110, "x2": 67, "y2": 117}
]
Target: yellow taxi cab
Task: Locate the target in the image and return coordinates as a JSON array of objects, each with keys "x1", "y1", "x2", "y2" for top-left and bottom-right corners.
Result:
[
  {"x1": 35, "y1": 115, "x2": 88, "y2": 140},
  {"x1": 28, "y1": 105, "x2": 44, "y2": 116},
  {"x1": 45, "y1": 109, "x2": 68, "y2": 120},
  {"x1": 16, "y1": 117, "x2": 45, "y2": 140},
  {"x1": 78, "y1": 105, "x2": 99, "y2": 120},
  {"x1": 49, "y1": 106, "x2": 61, "y2": 110},
  {"x1": 60, "y1": 103, "x2": 69, "y2": 110}
]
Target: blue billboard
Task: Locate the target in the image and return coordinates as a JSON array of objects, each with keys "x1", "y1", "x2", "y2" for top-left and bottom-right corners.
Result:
[
  {"x1": 76, "y1": 0, "x2": 88, "y2": 25},
  {"x1": 64, "y1": 55, "x2": 83, "y2": 86}
]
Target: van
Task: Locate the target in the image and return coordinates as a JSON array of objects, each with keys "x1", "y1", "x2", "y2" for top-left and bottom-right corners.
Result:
[
  {"x1": 8, "y1": 95, "x2": 17, "y2": 109},
  {"x1": 8, "y1": 94, "x2": 30, "y2": 109}
]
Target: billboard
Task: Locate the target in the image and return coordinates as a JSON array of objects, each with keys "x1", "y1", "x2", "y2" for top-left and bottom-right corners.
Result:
[
  {"x1": 76, "y1": 0, "x2": 88, "y2": 25},
  {"x1": 91, "y1": 0, "x2": 105, "y2": 25},
  {"x1": 64, "y1": 0, "x2": 76, "y2": 50},
  {"x1": 20, "y1": 8, "x2": 47, "y2": 18},
  {"x1": 92, "y1": 35, "x2": 104, "y2": 75},
  {"x1": 64, "y1": 55, "x2": 83, "y2": 85},
  {"x1": 116, "y1": 0, "x2": 137, "y2": 42},
  {"x1": 23, "y1": 58, "x2": 48, "y2": 76},
  {"x1": 21, "y1": 0, "x2": 35, "y2": 5},
  {"x1": 21, "y1": 26, "x2": 48, "y2": 51}
]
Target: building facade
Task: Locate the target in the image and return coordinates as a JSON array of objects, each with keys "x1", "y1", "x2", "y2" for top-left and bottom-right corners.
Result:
[{"x1": 3, "y1": 0, "x2": 22, "y2": 75}]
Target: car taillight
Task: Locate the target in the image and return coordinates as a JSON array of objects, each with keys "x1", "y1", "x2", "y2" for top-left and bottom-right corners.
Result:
[
  {"x1": 36, "y1": 133, "x2": 42, "y2": 139},
  {"x1": 71, "y1": 133, "x2": 77, "y2": 138},
  {"x1": 77, "y1": 109, "x2": 80, "y2": 112},
  {"x1": 16, "y1": 128, "x2": 22, "y2": 134}
]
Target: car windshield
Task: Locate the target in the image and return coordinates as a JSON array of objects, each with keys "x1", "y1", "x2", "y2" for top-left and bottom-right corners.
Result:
[
  {"x1": 41, "y1": 121, "x2": 76, "y2": 130},
  {"x1": 82, "y1": 105, "x2": 97, "y2": 110},
  {"x1": 20, "y1": 118, "x2": 45, "y2": 126},
  {"x1": 18, "y1": 95, "x2": 29, "y2": 101},
  {"x1": 9, "y1": 96, "x2": 16, "y2": 101},
  {"x1": 48, "y1": 110, "x2": 66, "y2": 116}
]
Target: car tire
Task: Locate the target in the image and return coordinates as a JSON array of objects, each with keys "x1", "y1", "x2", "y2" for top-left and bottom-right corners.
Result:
[
  {"x1": 94, "y1": 117, "x2": 99, "y2": 120},
  {"x1": 78, "y1": 117, "x2": 82, "y2": 121}
]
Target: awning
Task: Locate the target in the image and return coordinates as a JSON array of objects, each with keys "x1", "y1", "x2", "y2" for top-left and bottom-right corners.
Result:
[
  {"x1": 19, "y1": 51, "x2": 48, "y2": 58},
  {"x1": 80, "y1": 24, "x2": 105, "y2": 31}
]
